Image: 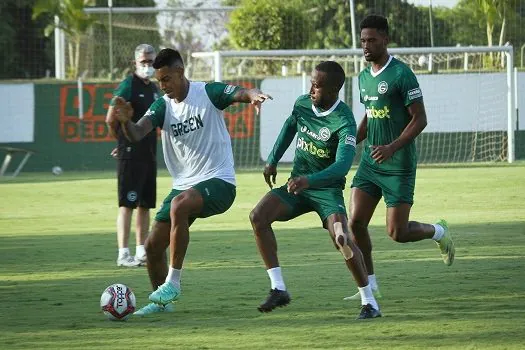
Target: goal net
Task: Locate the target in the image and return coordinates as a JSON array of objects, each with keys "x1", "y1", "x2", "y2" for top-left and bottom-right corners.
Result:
[{"x1": 190, "y1": 46, "x2": 516, "y2": 169}]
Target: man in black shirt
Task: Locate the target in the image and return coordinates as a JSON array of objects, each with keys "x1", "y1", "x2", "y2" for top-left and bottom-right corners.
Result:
[{"x1": 106, "y1": 44, "x2": 160, "y2": 267}]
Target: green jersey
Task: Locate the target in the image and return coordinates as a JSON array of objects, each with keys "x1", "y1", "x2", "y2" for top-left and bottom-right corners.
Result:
[
  {"x1": 359, "y1": 56, "x2": 423, "y2": 174},
  {"x1": 267, "y1": 95, "x2": 357, "y2": 189},
  {"x1": 110, "y1": 74, "x2": 161, "y2": 161}
]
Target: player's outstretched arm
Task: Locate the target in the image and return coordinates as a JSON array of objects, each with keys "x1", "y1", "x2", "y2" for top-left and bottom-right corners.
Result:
[
  {"x1": 233, "y1": 88, "x2": 273, "y2": 114},
  {"x1": 112, "y1": 96, "x2": 154, "y2": 142}
]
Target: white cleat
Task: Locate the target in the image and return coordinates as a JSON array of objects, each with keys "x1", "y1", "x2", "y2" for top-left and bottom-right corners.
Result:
[
  {"x1": 134, "y1": 254, "x2": 147, "y2": 266},
  {"x1": 117, "y1": 253, "x2": 140, "y2": 267}
]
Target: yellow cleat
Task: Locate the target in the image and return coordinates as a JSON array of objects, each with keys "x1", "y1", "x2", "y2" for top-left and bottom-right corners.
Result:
[{"x1": 436, "y1": 219, "x2": 455, "y2": 266}]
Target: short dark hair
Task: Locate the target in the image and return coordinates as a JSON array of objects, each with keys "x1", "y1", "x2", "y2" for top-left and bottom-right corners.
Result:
[
  {"x1": 152, "y1": 48, "x2": 184, "y2": 69},
  {"x1": 360, "y1": 14, "x2": 389, "y2": 35},
  {"x1": 315, "y1": 61, "x2": 345, "y2": 91}
]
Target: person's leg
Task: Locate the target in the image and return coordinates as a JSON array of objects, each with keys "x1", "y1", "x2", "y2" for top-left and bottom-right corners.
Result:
[
  {"x1": 249, "y1": 187, "x2": 301, "y2": 312},
  {"x1": 116, "y1": 159, "x2": 140, "y2": 266},
  {"x1": 150, "y1": 179, "x2": 236, "y2": 305},
  {"x1": 386, "y1": 205, "x2": 454, "y2": 265},
  {"x1": 134, "y1": 160, "x2": 156, "y2": 263},
  {"x1": 134, "y1": 190, "x2": 177, "y2": 317},
  {"x1": 134, "y1": 207, "x2": 150, "y2": 262},
  {"x1": 325, "y1": 213, "x2": 381, "y2": 319},
  {"x1": 134, "y1": 220, "x2": 173, "y2": 317},
  {"x1": 383, "y1": 171, "x2": 455, "y2": 265},
  {"x1": 349, "y1": 188, "x2": 381, "y2": 276},
  {"x1": 144, "y1": 220, "x2": 170, "y2": 289},
  {"x1": 345, "y1": 166, "x2": 383, "y2": 300},
  {"x1": 117, "y1": 206, "x2": 133, "y2": 252}
]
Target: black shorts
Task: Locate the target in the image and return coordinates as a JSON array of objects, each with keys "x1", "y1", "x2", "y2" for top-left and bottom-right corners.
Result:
[{"x1": 117, "y1": 159, "x2": 157, "y2": 209}]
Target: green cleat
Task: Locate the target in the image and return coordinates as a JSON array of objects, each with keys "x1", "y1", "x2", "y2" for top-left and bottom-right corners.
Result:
[
  {"x1": 343, "y1": 287, "x2": 382, "y2": 301},
  {"x1": 436, "y1": 219, "x2": 455, "y2": 266},
  {"x1": 134, "y1": 302, "x2": 174, "y2": 317},
  {"x1": 149, "y1": 282, "x2": 181, "y2": 305}
]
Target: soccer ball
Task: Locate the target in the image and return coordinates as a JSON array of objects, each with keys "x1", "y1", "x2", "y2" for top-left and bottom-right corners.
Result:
[
  {"x1": 51, "y1": 166, "x2": 63, "y2": 175},
  {"x1": 100, "y1": 283, "x2": 136, "y2": 321},
  {"x1": 418, "y1": 55, "x2": 427, "y2": 67}
]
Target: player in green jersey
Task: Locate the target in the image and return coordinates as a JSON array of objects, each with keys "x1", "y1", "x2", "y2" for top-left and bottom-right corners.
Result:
[
  {"x1": 344, "y1": 15, "x2": 455, "y2": 301},
  {"x1": 250, "y1": 61, "x2": 381, "y2": 319}
]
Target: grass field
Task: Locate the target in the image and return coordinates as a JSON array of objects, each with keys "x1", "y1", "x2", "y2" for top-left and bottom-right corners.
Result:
[{"x1": 1, "y1": 164, "x2": 524, "y2": 349}]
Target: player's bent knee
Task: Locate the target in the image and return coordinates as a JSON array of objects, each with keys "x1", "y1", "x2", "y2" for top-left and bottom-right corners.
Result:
[
  {"x1": 249, "y1": 208, "x2": 269, "y2": 232},
  {"x1": 349, "y1": 219, "x2": 368, "y2": 236},
  {"x1": 333, "y1": 222, "x2": 354, "y2": 260},
  {"x1": 169, "y1": 195, "x2": 191, "y2": 218},
  {"x1": 387, "y1": 227, "x2": 410, "y2": 243}
]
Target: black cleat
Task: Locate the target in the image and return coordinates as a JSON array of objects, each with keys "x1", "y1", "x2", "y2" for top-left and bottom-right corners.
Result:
[
  {"x1": 258, "y1": 289, "x2": 291, "y2": 312},
  {"x1": 357, "y1": 303, "x2": 382, "y2": 320}
]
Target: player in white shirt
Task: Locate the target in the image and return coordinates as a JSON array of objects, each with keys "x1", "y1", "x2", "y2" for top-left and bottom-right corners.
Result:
[{"x1": 110, "y1": 48, "x2": 272, "y2": 316}]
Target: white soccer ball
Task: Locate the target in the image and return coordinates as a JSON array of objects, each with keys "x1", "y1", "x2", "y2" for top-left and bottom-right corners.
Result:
[
  {"x1": 100, "y1": 283, "x2": 136, "y2": 321},
  {"x1": 51, "y1": 166, "x2": 63, "y2": 176},
  {"x1": 418, "y1": 55, "x2": 427, "y2": 67}
]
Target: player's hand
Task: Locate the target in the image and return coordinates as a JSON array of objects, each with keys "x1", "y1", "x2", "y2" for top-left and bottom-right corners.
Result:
[
  {"x1": 113, "y1": 96, "x2": 133, "y2": 122},
  {"x1": 263, "y1": 164, "x2": 277, "y2": 189},
  {"x1": 248, "y1": 89, "x2": 273, "y2": 115},
  {"x1": 287, "y1": 176, "x2": 309, "y2": 195},
  {"x1": 370, "y1": 144, "x2": 394, "y2": 163}
]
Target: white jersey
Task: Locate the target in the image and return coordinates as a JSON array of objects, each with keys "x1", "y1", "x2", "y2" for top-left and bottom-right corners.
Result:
[{"x1": 145, "y1": 81, "x2": 240, "y2": 189}]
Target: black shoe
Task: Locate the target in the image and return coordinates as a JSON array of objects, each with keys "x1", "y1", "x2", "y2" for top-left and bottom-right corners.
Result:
[
  {"x1": 258, "y1": 289, "x2": 291, "y2": 313},
  {"x1": 357, "y1": 303, "x2": 382, "y2": 320}
]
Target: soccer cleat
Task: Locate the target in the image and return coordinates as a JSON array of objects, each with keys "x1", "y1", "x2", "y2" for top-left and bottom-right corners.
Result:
[
  {"x1": 134, "y1": 254, "x2": 147, "y2": 266},
  {"x1": 117, "y1": 253, "x2": 140, "y2": 267},
  {"x1": 257, "y1": 289, "x2": 291, "y2": 313},
  {"x1": 343, "y1": 287, "x2": 382, "y2": 301},
  {"x1": 436, "y1": 219, "x2": 455, "y2": 266},
  {"x1": 133, "y1": 302, "x2": 174, "y2": 317},
  {"x1": 356, "y1": 303, "x2": 382, "y2": 320},
  {"x1": 148, "y1": 282, "x2": 181, "y2": 305}
]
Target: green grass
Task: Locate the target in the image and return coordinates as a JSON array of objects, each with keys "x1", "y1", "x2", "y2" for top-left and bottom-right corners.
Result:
[{"x1": 1, "y1": 165, "x2": 524, "y2": 349}]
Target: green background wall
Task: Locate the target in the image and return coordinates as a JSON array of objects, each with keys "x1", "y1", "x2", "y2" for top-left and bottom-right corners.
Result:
[{"x1": 0, "y1": 80, "x2": 523, "y2": 174}]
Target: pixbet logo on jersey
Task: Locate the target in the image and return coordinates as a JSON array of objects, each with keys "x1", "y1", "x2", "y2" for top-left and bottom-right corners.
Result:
[
  {"x1": 366, "y1": 105, "x2": 391, "y2": 119},
  {"x1": 296, "y1": 137, "x2": 331, "y2": 158}
]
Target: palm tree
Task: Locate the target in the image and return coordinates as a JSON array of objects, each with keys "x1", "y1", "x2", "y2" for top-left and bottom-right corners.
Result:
[{"x1": 33, "y1": 0, "x2": 96, "y2": 78}]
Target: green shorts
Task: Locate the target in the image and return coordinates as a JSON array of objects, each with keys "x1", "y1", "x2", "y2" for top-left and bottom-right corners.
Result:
[
  {"x1": 271, "y1": 184, "x2": 347, "y2": 225},
  {"x1": 155, "y1": 178, "x2": 236, "y2": 223},
  {"x1": 351, "y1": 163, "x2": 415, "y2": 207}
]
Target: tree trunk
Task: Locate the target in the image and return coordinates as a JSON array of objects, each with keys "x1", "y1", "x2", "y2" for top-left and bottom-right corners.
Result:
[
  {"x1": 68, "y1": 41, "x2": 75, "y2": 78},
  {"x1": 487, "y1": 22, "x2": 494, "y2": 65},
  {"x1": 75, "y1": 38, "x2": 80, "y2": 78}
]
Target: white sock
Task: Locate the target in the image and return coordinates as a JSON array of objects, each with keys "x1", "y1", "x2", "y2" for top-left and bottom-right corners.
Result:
[
  {"x1": 135, "y1": 245, "x2": 146, "y2": 258},
  {"x1": 118, "y1": 247, "x2": 130, "y2": 259},
  {"x1": 165, "y1": 267, "x2": 182, "y2": 290},
  {"x1": 368, "y1": 274, "x2": 378, "y2": 291},
  {"x1": 432, "y1": 224, "x2": 445, "y2": 241},
  {"x1": 359, "y1": 284, "x2": 379, "y2": 310},
  {"x1": 267, "y1": 267, "x2": 286, "y2": 291}
]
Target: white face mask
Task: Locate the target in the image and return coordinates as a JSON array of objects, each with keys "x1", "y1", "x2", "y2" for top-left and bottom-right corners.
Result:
[{"x1": 138, "y1": 65, "x2": 154, "y2": 79}]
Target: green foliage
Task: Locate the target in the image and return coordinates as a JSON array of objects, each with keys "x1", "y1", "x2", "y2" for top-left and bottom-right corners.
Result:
[
  {"x1": 0, "y1": 0, "x2": 54, "y2": 79},
  {"x1": 228, "y1": 0, "x2": 309, "y2": 50},
  {"x1": 303, "y1": 0, "x2": 353, "y2": 49},
  {"x1": 91, "y1": 0, "x2": 161, "y2": 79},
  {"x1": 32, "y1": 0, "x2": 96, "y2": 38},
  {"x1": 32, "y1": 0, "x2": 97, "y2": 78}
]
